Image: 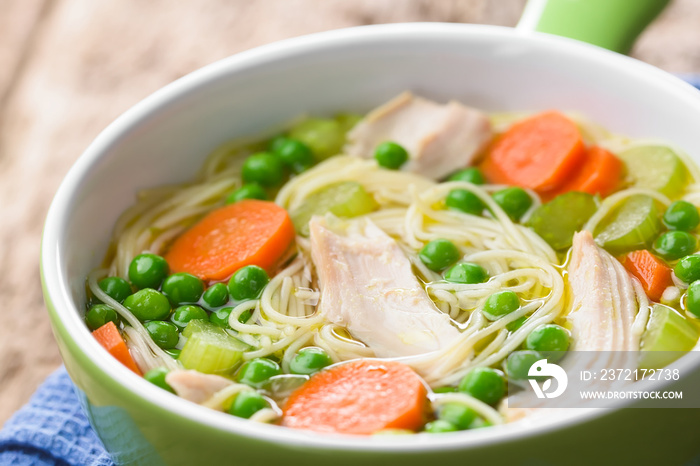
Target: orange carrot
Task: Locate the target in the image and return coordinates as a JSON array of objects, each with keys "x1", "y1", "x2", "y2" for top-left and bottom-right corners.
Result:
[
  {"x1": 165, "y1": 200, "x2": 295, "y2": 281},
  {"x1": 481, "y1": 111, "x2": 586, "y2": 193},
  {"x1": 623, "y1": 250, "x2": 673, "y2": 302},
  {"x1": 282, "y1": 360, "x2": 427, "y2": 435},
  {"x1": 548, "y1": 146, "x2": 622, "y2": 198},
  {"x1": 92, "y1": 321, "x2": 141, "y2": 375}
]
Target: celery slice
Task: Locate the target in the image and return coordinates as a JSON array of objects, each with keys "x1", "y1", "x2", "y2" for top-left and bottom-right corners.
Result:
[
  {"x1": 291, "y1": 181, "x2": 378, "y2": 236},
  {"x1": 639, "y1": 304, "x2": 699, "y2": 370},
  {"x1": 335, "y1": 113, "x2": 362, "y2": 133},
  {"x1": 179, "y1": 321, "x2": 250, "y2": 375},
  {"x1": 528, "y1": 192, "x2": 597, "y2": 250},
  {"x1": 182, "y1": 319, "x2": 216, "y2": 338},
  {"x1": 619, "y1": 146, "x2": 688, "y2": 198},
  {"x1": 594, "y1": 194, "x2": 660, "y2": 255},
  {"x1": 288, "y1": 118, "x2": 346, "y2": 161}
]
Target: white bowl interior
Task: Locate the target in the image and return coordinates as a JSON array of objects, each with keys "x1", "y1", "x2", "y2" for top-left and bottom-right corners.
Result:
[{"x1": 43, "y1": 23, "x2": 700, "y2": 449}]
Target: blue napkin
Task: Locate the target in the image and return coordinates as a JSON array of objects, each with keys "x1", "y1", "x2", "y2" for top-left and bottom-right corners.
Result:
[
  {"x1": 0, "y1": 367, "x2": 112, "y2": 465},
  {"x1": 4, "y1": 77, "x2": 700, "y2": 466},
  {"x1": 679, "y1": 74, "x2": 700, "y2": 90}
]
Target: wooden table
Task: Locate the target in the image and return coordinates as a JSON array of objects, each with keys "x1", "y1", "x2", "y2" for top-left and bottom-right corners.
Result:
[{"x1": 1, "y1": 0, "x2": 699, "y2": 426}]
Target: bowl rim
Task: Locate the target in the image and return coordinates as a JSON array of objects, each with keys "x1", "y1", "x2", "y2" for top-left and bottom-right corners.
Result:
[{"x1": 41, "y1": 21, "x2": 700, "y2": 452}]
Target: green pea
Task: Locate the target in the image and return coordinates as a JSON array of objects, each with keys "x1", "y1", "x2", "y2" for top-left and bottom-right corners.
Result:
[
  {"x1": 202, "y1": 283, "x2": 229, "y2": 309},
  {"x1": 210, "y1": 307, "x2": 233, "y2": 328},
  {"x1": 238, "y1": 309, "x2": 254, "y2": 324},
  {"x1": 268, "y1": 135, "x2": 290, "y2": 154},
  {"x1": 448, "y1": 168, "x2": 485, "y2": 185},
  {"x1": 164, "y1": 348, "x2": 181, "y2": 359},
  {"x1": 444, "y1": 262, "x2": 488, "y2": 284},
  {"x1": 445, "y1": 189, "x2": 484, "y2": 215},
  {"x1": 236, "y1": 358, "x2": 281, "y2": 388},
  {"x1": 98, "y1": 277, "x2": 132, "y2": 303},
  {"x1": 144, "y1": 321, "x2": 180, "y2": 350},
  {"x1": 419, "y1": 239, "x2": 461, "y2": 272},
  {"x1": 289, "y1": 347, "x2": 332, "y2": 375},
  {"x1": 288, "y1": 118, "x2": 345, "y2": 160},
  {"x1": 506, "y1": 316, "x2": 528, "y2": 332},
  {"x1": 228, "y1": 391, "x2": 268, "y2": 419},
  {"x1": 674, "y1": 255, "x2": 700, "y2": 284},
  {"x1": 274, "y1": 138, "x2": 314, "y2": 174},
  {"x1": 374, "y1": 141, "x2": 409, "y2": 169},
  {"x1": 128, "y1": 253, "x2": 169, "y2": 290},
  {"x1": 228, "y1": 266, "x2": 270, "y2": 301},
  {"x1": 225, "y1": 184, "x2": 267, "y2": 204},
  {"x1": 123, "y1": 289, "x2": 171, "y2": 321},
  {"x1": 86, "y1": 304, "x2": 119, "y2": 330},
  {"x1": 242, "y1": 152, "x2": 284, "y2": 187},
  {"x1": 437, "y1": 403, "x2": 477, "y2": 430},
  {"x1": 210, "y1": 307, "x2": 253, "y2": 327},
  {"x1": 505, "y1": 350, "x2": 542, "y2": 380},
  {"x1": 653, "y1": 231, "x2": 697, "y2": 261},
  {"x1": 170, "y1": 305, "x2": 208, "y2": 330},
  {"x1": 663, "y1": 201, "x2": 700, "y2": 231},
  {"x1": 492, "y1": 187, "x2": 532, "y2": 221},
  {"x1": 525, "y1": 324, "x2": 571, "y2": 358},
  {"x1": 686, "y1": 280, "x2": 700, "y2": 318},
  {"x1": 482, "y1": 290, "x2": 520, "y2": 321},
  {"x1": 161, "y1": 273, "x2": 204, "y2": 306},
  {"x1": 457, "y1": 367, "x2": 506, "y2": 405},
  {"x1": 144, "y1": 367, "x2": 174, "y2": 393},
  {"x1": 424, "y1": 420, "x2": 458, "y2": 433}
]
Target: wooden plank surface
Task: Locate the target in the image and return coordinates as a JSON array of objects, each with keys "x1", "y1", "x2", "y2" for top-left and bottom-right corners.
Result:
[{"x1": 0, "y1": 0, "x2": 698, "y2": 426}]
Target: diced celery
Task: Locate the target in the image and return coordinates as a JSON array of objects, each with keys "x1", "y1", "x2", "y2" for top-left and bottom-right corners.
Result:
[
  {"x1": 179, "y1": 320, "x2": 250, "y2": 375},
  {"x1": 639, "y1": 304, "x2": 699, "y2": 370},
  {"x1": 291, "y1": 181, "x2": 378, "y2": 236},
  {"x1": 594, "y1": 194, "x2": 660, "y2": 255},
  {"x1": 619, "y1": 146, "x2": 688, "y2": 198},
  {"x1": 335, "y1": 113, "x2": 363, "y2": 133},
  {"x1": 288, "y1": 118, "x2": 346, "y2": 161},
  {"x1": 528, "y1": 192, "x2": 597, "y2": 250},
  {"x1": 182, "y1": 319, "x2": 216, "y2": 338}
]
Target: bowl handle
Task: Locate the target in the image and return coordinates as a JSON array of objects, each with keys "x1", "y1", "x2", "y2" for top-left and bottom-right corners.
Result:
[{"x1": 516, "y1": 0, "x2": 670, "y2": 54}]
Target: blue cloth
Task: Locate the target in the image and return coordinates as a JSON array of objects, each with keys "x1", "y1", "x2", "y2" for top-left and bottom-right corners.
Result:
[
  {"x1": 0, "y1": 367, "x2": 112, "y2": 465},
  {"x1": 3, "y1": 77, "x2": 700, "y2": 466},
  {"x1": 679, "y1": 74, "x2": 700, "y2": 90}
]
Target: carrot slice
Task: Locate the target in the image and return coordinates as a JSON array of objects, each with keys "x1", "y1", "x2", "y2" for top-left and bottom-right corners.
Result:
[
  {"x1": 548, "y1": 146, "x2": 622, "y2": 198},
  {"x1": 481, "y1": 111, "x2": 586, "y2": 192},
  {"x1": 623, "y1": 250, "x2": 673, "y2": 302},
  {"x1": 92, "y1": 321, "x2": 141, "y2": 374},
  {"x1": 165, "y1": 200, "x2": 295, "y2": 281},
  {"x1": 282, "y1": 360, "x2": 427, "y2": 435}
]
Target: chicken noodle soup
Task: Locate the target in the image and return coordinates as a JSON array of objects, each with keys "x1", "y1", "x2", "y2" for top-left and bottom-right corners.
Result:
[{"x1": 85, "y1": 92, "x2": 700, "y2": 435}]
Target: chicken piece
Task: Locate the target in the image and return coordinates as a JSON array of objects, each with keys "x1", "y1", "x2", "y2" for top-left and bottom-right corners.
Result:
[
  {"x1": 165, "y1": 370, "x2": 233, "y2": 404},
  {"x1": 567, "y1": 231, "x2": 640, "y2": 351},
  {"x1": 346, "y1": 91, "x2": 492, "y2": 180},
  {"x1": 309, "y1": 216, "x2": 460, "y2": 358},
  {"x1": 504, "y1": 231, "x2": 641, "y2": 423}
]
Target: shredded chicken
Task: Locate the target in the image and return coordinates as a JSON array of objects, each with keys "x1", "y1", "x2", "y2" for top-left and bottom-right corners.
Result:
[
  {"x1": 309, "y1": 216, "x2": 460, "y2": 358},
  {"x1": 165, "y1": 370, "x2": 233, "y2": 404},
  {"x1": 567, "y1": 231, "x2": 640, "y2": 351},
  {"x1": 504, "y1": 231, "x2": 641, "y2": 423},
  {"x1": 346, "y1": 92, "x2": 492, "y2": 180}
]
